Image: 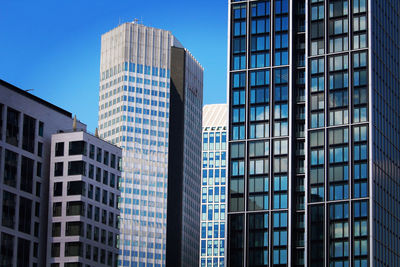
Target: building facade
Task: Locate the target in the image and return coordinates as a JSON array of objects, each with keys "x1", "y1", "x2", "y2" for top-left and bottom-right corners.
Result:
[
  {"x1": 47, "y1": 130, "x2": 121, "y2": 267},
  {"x1": 199, "y1": 104, "x2": 228, "y2": 267},
  {"x1": 0, "y1": 79, "x2": 86, "y2": 267},
  {"x1": 98, "y1": 23, "x2": 203, "y2": 267},
  {"x1": 227, "y1": 0, "x2": 400, "y2": 266}
]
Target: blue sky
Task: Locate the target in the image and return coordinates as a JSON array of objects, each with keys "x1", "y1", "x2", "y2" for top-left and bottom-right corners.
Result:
[{"x1": 0, "y1": 0, "x2": 228, "y2": 131}]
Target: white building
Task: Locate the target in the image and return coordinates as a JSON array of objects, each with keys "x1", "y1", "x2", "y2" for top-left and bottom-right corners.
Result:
[
  {"x1": 47, "y1": 130, "x2": 121, "y2": 267},
  {"x1": 0, "y1": 79, "x2": 85, "y2": 266},
  {"x1": 199, "y1": 104, "x2": 228, "y2": 267},
  {"x1": 98, "y1": 22, "x2": 203, "y2": 266}
]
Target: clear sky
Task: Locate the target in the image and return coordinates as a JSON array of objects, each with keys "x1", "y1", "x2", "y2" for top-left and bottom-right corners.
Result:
[{"x1": 0, "y1": 0, "x2": 228, "y2": 131}]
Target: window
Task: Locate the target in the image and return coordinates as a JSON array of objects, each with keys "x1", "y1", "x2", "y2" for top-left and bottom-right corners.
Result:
[
  {"x1": 272, "y1": 211, "x2": 288, "y2": 264},
  {"x1": 231, "y1": 72, "x2": 246, "y2": 140},
  {"x1": 55, "y1": 142, "x2": 64, "y2": 156},
  {"x1": 53, "y1": 202, "x2": 62, "y2": 217},
  {"x1": 68, "y1": 161, "x2": 86, "y2": 176},
  {"x1": 274, "y1": 68, "x2": 289, "y2": 136},
  {"x1": 328, "y1": 128, "x2": 349, "y2": 200},
  {"x1": 353, "y1": 125, "x2": 368, "y2": 198},
  {"x1": 52, "y1": 243, "x2": 60, "y2": 257},
  {"x1": 67, "y1": 181, "x2": 86, "y2": 196},
  {"x1": 52, "y1": 222, "x2": 61, "y2": 237},
  {"x1": 2, "y1": 191, "x2": 16, "y2": 229},
  {"x1": 66, "y1": 221, "x2": 84, "y2": 236},
  {"x1": 20, "y1": 156, "x2": 34, "y2": 193},
  {"x1": 65, "y1": 242, "x2": 83, "y2": 257},
  {"x1": 54, "y1": 182, "x2": 62, "y2": 196},
  {"x1": 54, "y1": 162, "x2": 63, "y2": 176},
  {"x1": 6, "y1": 107, "x2": 19, "y2": 146},
  {"x1": 69, "y1": 141, "x2": 87, "y2": 156},
  {"x1": 329, "y1": 54, "x2": 349, "y2": 126},
  {"x1": 89, "y1": 144, "x2": 95, "y2": 159},
  {"x1": 248, "y1": 213, "x2": 269, "y2": 265},
  {"x1": 18, "y1": 197, "x2": 32, "y2": 234},
  {"x1": 66, "y1": 201, "x2": 85, "y2": 216},
  {"x1": 38, "y1": 121, "x2": 44, "y2": 137},
  {"x1": 4, "y1": 149, "x2": 18, "y2": 187},
  {"x1": 329, "y1": 202, "x2": 349, "y2": 265},
  {"x1": 22, "y1": 115, "x2": 35, "y2": 153}
]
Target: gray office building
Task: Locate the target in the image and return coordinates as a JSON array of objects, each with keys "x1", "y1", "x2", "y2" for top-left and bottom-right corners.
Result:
[
  {"x1": 0, "y1": 79, "x2": 86, "y2": 266},
  {"x1": 227, "y1": 0, "x2": 400, "y2": 266}
]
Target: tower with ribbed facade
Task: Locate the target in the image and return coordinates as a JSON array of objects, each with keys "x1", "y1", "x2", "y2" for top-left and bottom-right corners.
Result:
[{"x1": 98, "y1": 22, "x2": 203, "y2": 267}]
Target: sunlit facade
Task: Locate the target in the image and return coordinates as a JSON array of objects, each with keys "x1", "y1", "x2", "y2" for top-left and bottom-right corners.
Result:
[
  {"x1": 200, "y1": 104, "x2": 228, "y2": 267},
  {"x1": 98, "y1": 22, "x2": 203, "y2": 267},
  {"x1": 227, "y1": 0, "x2": 400, "y2": 266}
]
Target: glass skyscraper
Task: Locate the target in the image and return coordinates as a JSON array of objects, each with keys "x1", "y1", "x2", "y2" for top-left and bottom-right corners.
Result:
[
  {"x1": 227, "y1": 0, "x2": 400, "y2": 266},
  {"x1": 98, "y1": 22, "x2": 203, "y2": 267},
  {"x1": 200, "y1": 104, "x2": 228, "y2": 267}
]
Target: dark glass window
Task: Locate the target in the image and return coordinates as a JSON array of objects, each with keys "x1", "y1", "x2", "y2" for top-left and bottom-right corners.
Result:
[
  {"x1": 96, "y1": 167, "x2": 101, "y2": 182},
  {"x1": 248, "y1": 213, "x2": 269, "y2": 266},
  {"x1": 89, "y1": 144, "x2": 95, "y2": 159},
  {"x1": 18, "y1": 196, "x2": 32, "y2": 234},
  {"x1": 54, "y1": 182, "x2": 62, "y2": 196},
  {"x1": 96, "y1": 148, "x2": 102, "y2": 162},
  {"x1": 68, "y1": 161, "x2": 86, "y2": 176},
  {"x1": 4, "y1": 149, "x2": 18, "y2": 187},
  {"x1": 20, "y1": 156, "x2": 34, "y2": 193},
  {"x1": 0, "y1": 233, "x2": 14, "y2": 266},
  {"x1": 103, "y1": 170, "x2": 108, "y2": 185},
  {"x1": 55, "y1": 142, "x2": 64, "y2": 156},
  {"x1": 66, "y1": 201, "x2": 85, "y2": 216},
  {"x1": 51, "y1": 243, "x2": 60, "y2": 257},
  {"x1": 272, "y1": 211, "x2": 288, "y2": 265},
  {"x1": 37, "y1": 142, "x2": 43, "y2": 157},
  {"x1": 38, "y1": 121, "x2": 44, "y2": 137},
  {"x1": 231, "y1": 4, "x2": 247, "y2": 71},
  {"x1": 65, "y1": 242, "x2": 83, "y2": 257},
  {"x1": 54, "y1": 162, "x2": 63, "y2": 176},
  {"x1": 17, "y1": 238, "x2": 30, "y2": 267},
  {"x1": 22, "y1": 114, "x2": 35, "y2": 153},
  {"x1": 110, "y1": 154, "x2": 116, "y2": 168},
  {"x1": 66, "y1": 221, "x2": 84, "y2": 236},
  {"x1": 231, "y1": 72, "x2": 246, "y2": 140},
  {"x1": 67, "y1": 181, "x2": 86, "y2": 196},
  {"x1": 103, "y1": 151, "x2": 109, "y2": 165},
  {"x1": 6, "y1": 107, "x2": 19, "y2": 146},
  {"x1": 228, "y1": 214, "x2": 243, "y2": 267},
  {"x1": 2, "y1": 191, "x2": 16, "y2": 228},
  {"x1": 309, "y1": 205, "x2": 324, "y2": 266},
  {"x1": 52, "y1": 222, "x2": 61, "y2": 237},
  {"x1": 88, "y1": 164, "x2": 94, "y2": 179},
  {"x1": 53, "y1": 202, "x2": 62, "y2": 216},
  {"x1": 69, "y1": 141, "x2": 87, "y2": 156}
]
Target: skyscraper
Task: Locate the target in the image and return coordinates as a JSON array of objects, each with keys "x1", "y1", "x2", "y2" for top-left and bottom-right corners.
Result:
[
  {"x1": 98, "y1": 22, "x2": 203, "y2": 267},
  {"x1": 200, "y1": 104, "x2": 228, "y2": 267},
  {"x1": 227, "y1": 0, "x2": 400, "y2": 266}
]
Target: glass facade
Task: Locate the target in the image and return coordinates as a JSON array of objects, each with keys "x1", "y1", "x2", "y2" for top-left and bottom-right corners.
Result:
[
  {"x1": 228, "y1": 0, "x2": 400, "y2": 266},
  {"x1": 200, "y1": 104, "x2": 227, "y2": 267}
]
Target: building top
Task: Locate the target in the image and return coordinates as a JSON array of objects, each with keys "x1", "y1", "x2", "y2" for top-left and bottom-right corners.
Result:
[
  {"x1": 0, "y1": 79, "x2": 72, "y2": 118},
  {"x1": 52, "y1": 129, "x2": 122, "y2": 151},
  {"x1": 203, "y1": 103, "x2": 228, "y2": 129}
]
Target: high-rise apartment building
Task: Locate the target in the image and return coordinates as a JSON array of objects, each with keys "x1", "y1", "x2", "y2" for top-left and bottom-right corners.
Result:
[
  {"x1": 0, "y1": 79, "x2": 86, "y2": 266},
  {"x1": 227, "y1": 0, "x2": 400, "y2": 266},
  {"x1": 98, "y1": 22, "x2": 203, "y2": 267},
  {"x1": 199, "y1": 104, "x2": 228, "y2": 267},
  {"x1": 47, "y1": 130, "x2": 121, "y2": 267}
]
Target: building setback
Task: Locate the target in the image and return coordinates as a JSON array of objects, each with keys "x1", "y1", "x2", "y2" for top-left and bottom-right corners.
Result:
[
  {"x1": 0, "y1": 79, "x2": 86, "y2": 266},
  {"x1": 227, "y1": 0, "x2": 400, "y2": 267},
  {"x1": 47, "y1": 130, "x2": 121, "y2": 267},
  {"x1": 199, "y1": 104, "x2": 228, "y2": 267},
  {"x1": 98, "y1": 23, "x2": 203, "y2": 267}
]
